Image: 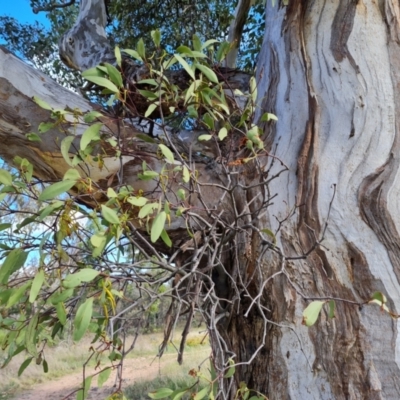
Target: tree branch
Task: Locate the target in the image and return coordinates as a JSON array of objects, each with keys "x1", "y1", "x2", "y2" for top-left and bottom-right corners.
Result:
[{"x1": 33, "y1": 0, "x2": 76, "y2": 14}]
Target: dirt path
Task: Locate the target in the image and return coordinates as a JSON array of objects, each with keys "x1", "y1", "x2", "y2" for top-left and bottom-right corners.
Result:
[{"x1": 14, "y1": 353, "x2": 179, "y2": 400}]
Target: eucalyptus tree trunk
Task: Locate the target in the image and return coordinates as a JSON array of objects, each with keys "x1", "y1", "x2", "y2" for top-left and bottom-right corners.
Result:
[{"x1": 247, "y1": 1, "x2": 400, "y2": 399}]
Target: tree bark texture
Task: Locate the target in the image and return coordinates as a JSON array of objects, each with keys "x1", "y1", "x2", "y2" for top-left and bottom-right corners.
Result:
[{"x1": 252, "y1": 1, "x2": 400, "y2": 399}]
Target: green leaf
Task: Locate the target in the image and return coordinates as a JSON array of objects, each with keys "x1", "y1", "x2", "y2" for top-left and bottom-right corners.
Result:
[
  {"x1": 151, "y1": 29, "x2": 161, "y2": 47},
  {"x1": 33, "y1": 96, "x2": 52, "y2": 110},
  {"x1": 192, "y1": 34, "x2": 202, "y2": 52},
  {"x1": 56, "y1": 302, "x2": 67, "y2": 326},
  {"x1": 198, "y1": 134, "x2": 212, "y2": 141},
  {"x1": 39, "y1": 180, "x2": 76, "y2": 201},
  {"x1": 218, "y1": 127, "x2": 228, "y2": 141},
  {"x1": 148, "y1": 388, "x2": 174, "y2": 399},
  {"x1": 0, "y1": 223, "x2": 11, "y2": 231},
  {"x1": 43, "y1": 359, "x2": 49, "y2": 373},
  {"x1": 195, "y1": 63, "x2": 219, "y2": 84},
  {"x1": 84, "y1": 111, "x2": 103, "y2": 123},
  {"x1": 145, "y1": 103, "x2": 158, "y2": 118},
  {"x1": 63, "y1": 169, "x2": 81, "y2": 181},
  {"x1": 138, "y1": 202, "x2": 158, "y2": 218},
  {"x1": 138, "y1": 170, "x2": 159, "y2": 181},
  {"x1": 193, "y1": 386, "x2": 210, "y2": 400},
  {"x1": 174, "y1": 54, "x2": 195, "y2": 80},
  {"x1": 25, "y1": 312, "x2": 39, "y2": 356},
  {"x1": 105, "y1": 63, "x2": 123, "y2": 88},
  {"x1": 60, "y1": 136, "x2": 75, "y2": 166},
  {"x1": 261, "y1": 228, "x2": 276, "y2": 244},
  {"x1": 151, "y1": 211, "x2": 166, "y2": 243},
  {"x1": 177, "y1": 188, "x2": 186, "y2": 200},
  {"x1": 159, "y1": 144, "x2": 174, "y2": 163},
  {"x1": 171, "y1": 388, "x2": 189, "y2": 400},
  {"x1": 90, "y1": 232, "x2": 107, "y2": 249},
  {"x1": 38, "y1": 122, "x2": 55, "y2": 133},
  {"x1": 18, "y1": 357, "x2": 33, "y2": 377},
  {"x1": 224, "y1": 359, "x2": 235, "y2": 378},
  {"x1": 302, "y1": 300, "x2": 326, "y2": 327},
  {"x1": 63, "y1": 274, "x2": 83, "y2": 289},
  {"x1": 0, "y1": 169, "x2": 12, "y2": 185},
  {"x1": 160, "y1": 229, "x2": 172, "y2": 248},
  {"x1": 215, "y1": 41, "x2": 230, "y2": 62},
  {"x1": 182, "y1": 166, "x2": 190, "y2": 183},
  {"x1": 328, "y1": 300, "x2": 335, "y2": 319},
  {"x1": 115, "y1": 46, "x2": 122, "y2": 67},
  {"x1": 0, "y1": 248, "x2": 29, "y2": 284},
  {"x1": 127, "y1": 196, "x2": 148, "y2": 207},
  {"x1": 250, "y1": 77, "x2": 257, "y2": 103},
  {"x1": 101, "y1": 205, "x2": 120, "y2": 225},
  {"x1": 123, "y1": 48, "x2": 143, "y2": 62},
  {"x1": 370, "y1": 291, "x2": 387, "y2": 305},
  {"x1": 202, "y1": 39, "x2": 219, "y2": 50},
  {"x1": 261, "y1": 112, "x2": 278, "y2": 122},
  {"x1": 137, "y1": 38, "x2": 146, "y2": 59},
  {"x1": 98, "y1": 368, "x2": 112, "y2": 388},
  {"x1": 74, "y1": 268, "x2": 100, "y2": 283},
  {"x1": 7, "y1": 281, "x2": 31, "y2": 308},
  {"x1": 80, "y1": 123, "x2": 102, "y2": 151},
  {"x1": 73, "y1": 297, "x2": 94, "y2": 341},
  {"x1": 29, "y1": 269, "x2": 45, "y2": 303},
  {"x1": 83, "y1": 76, "x2": 119, "y2": 93},
  {"x1": 77, "y1": 375, "x2": 93, "y2": 400},
  {"x1": 49, "y1": 288, "x2": 74, "y2": 305}
]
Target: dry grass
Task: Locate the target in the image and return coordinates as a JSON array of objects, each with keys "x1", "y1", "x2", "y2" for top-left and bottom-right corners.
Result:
[{"x1": 0, "y1": 328, "x2": 210, "y2": 400}]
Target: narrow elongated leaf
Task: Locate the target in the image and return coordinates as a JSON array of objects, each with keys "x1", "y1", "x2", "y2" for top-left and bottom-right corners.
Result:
[
  {"x1": 302, "y1": 301, "x2": 326, "y2": 327},
  {"x1": 83, "y1": 76, "x2": 119, "y2": 93},
  {"x1": 74, "y1": 268, "x2": 100, "y2": 283},
  {"x1": 159, "y1": 144, "x2": 174, "y2": 163},
  {"x1": 29, "y1": 269, "x2": 45, "y2": 303},
  {"x1": 18, "y1": 357, "x2": 33, "y2": 377},
  {"x1": 151, "y1": 211, "x2": 166, "y2": 243},
  {"x1": 105, "y1": 63, "x2": 123, "y2": 88},
  {"x1": 174, "y1": 54, "x2": 195, "y2": 80},
  {"x1": 123, "y1": 48, "x2": 143, "y2": 61},
  {"x1": 80, "y1": 123, "x2": 102, "y2": 151},
  {"x1": 25, "y1": 312, "x2": 39, "y2": 356},
  {"x1": 182, "y1": 166, "x2": 190, "y2": 183},
  {"x1": 151, "y1": 29, "x2": 161, "y2": 47},
  {"x1": 49, "y1": 288, "x2": 74, "y2": 305},
  {"x1": 33, "y1": 96, "x2": 52, "y2": 110},
  {"x1": 138, "y1": 203, "x2": 157, "y2": 218},
  {"x1": 145, "y1": 103, "x2": 158, "y2": 118},
  {"x1": 38, "y1": 180, "x2": 76, "y2": 201},
  {"x1": 160, "y1": 229, "x2": 172, "y2": 248},
  {"x1": 195, "y1": 63, "x2": 219, "y2": 83},
  {"x1": 56, "y1": 302, "x2": 67, "y2": 326},
  {"x1": 193, "y1": 387, "x2": 210, "y2": 400},
  {"x1": 148, "y1": 388, "x2": 174, "y2": 399},
  {"x1": 73, "y1": 297, "x2": 94, "y2": 341},
  {"x1": 101, "y1": 205, "x2": 120, "y2": 224},
  {"x1": 0, "y1": 248, "x2": 29, "y2": 284},
  {"x1": 137, "y1": 38, "x2": 146, "y2": 59},
  {"x1": 60, "y1": 136, "x2": 75, "y2": 166},
  {"x1": 77, "y1": 375, "x2": 93, "y2": 400}
]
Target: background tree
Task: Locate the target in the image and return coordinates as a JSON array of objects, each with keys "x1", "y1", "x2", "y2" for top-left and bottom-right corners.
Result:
[{"x1": 1, "y1": 1, "x2": 400, "y2": 400}]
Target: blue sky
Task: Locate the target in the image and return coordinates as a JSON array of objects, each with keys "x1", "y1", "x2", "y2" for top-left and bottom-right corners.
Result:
[{"x1": 1, "y1": 1, "x2": 48, "y2": 24}]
